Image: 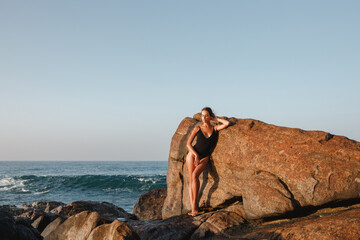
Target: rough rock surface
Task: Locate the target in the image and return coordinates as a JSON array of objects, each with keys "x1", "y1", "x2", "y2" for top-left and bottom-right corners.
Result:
[
  {"x1": 52, "y1": 201, "x2": 134, "y2": 219},
  {"x1": 242, "y1": 208, "x2": 360, "y2": 240},
  {"x1": 31, "y1": 201, "x2": 65, "y2": 212},
  {"x1": 163, "y1": 115, "x2": 360, "y2": 219},
  {"x1": 128, "y1": 214, "x2": 203, "y2": 240},
  {"x1": 87, "y1": 220, "x2": 140, "y2": 240},
  {"x1": 0, "y1": 211, "x2": 42, "y2": 240},
  {"x1": 44, "y1": 211, "x2": 111, "y2": 240},
  {"x1": 41, "y1": 216, "x2": 66, "y2": 238},
  {"x1": 132, "y1": 188, "x2": 167, "y2": 220}
]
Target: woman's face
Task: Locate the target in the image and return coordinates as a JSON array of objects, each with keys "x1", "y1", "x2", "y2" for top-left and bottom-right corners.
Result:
[{"x1": 201, "y1": 110, "x2": 211, "y2": 123}]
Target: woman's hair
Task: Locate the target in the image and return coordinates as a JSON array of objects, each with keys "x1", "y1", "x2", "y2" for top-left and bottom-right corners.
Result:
[{"x1": 202, "y1": 107, "x2": 215, "y2": 117}]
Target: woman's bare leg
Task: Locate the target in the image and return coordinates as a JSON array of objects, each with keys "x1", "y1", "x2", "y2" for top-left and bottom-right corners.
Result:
[
  {"x1": 186, "y1": 152, "x2": 195, "y2": 213},
  {"x1": 190, "y1": 156, "x2": 209, "y2": 216}
]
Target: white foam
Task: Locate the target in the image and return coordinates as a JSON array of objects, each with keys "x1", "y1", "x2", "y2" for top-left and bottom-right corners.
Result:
[
  {"x1": 0, "y1": 177, "x2": 28, "y2": 192},
  {"x1": 33, "y1": 190, "x2": 50, "y2": 195}
]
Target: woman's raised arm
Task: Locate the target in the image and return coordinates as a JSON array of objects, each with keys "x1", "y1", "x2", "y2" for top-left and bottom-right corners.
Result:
[{"x1": 214, "y1": 116, "x2": 230, "y2": 131}]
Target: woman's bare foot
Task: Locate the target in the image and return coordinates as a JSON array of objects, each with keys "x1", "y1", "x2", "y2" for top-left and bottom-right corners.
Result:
[{"x1": 188, "y1": 211, "x2": 199, "y2": 216}]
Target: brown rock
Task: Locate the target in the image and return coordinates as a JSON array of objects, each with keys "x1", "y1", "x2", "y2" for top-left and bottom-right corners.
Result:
[
  {"x1": 53, "y1": 201, "x2": 134, "y2": 219},
  {"x1": 31, "y1": 214, "x2": 58, "y2": 233},
  {"x1": 44, "y1": 211, "x2": 111, "y2": 240},
  {"x1": 191, "y1": 211, "x2": 246, "y2": 239},
  {"x1": 132, "y1": 188, "x2": 167, "y2": 220},
  {"x1": 87, "y1": 220, "x2": 140, "y2": 240},
  {"x1": 31, "y1": 201, "x2": 65, "y2": 212},
  {"x1": 15, "y1": 210, "x2": 45, "y2": 222},
  {"x1": 162, "y1": 116, "x2": 360, "y2": 219},
  {"x1": 242, "y1": 208, "x2": 360, "y2": 240},
  {"x1": 41, "y1": 216, "x2": 66, "y2": 238},
  {"x1": 128, "y1": 214, "x2": 203, "y2": 240}
]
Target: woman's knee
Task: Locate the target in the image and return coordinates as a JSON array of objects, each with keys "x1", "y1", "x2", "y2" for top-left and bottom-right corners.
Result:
[{"x1": 192, "y1": 171, "x2": 200, "y2": 180}]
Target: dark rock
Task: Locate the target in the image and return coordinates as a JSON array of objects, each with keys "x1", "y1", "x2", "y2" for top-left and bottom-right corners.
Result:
[
  {"x1": 31, "y1": 214, "x2": 58, "y2": 233},
  {"x1": 0, "y1": 211, "x2": 17, "y2": 240},
  {"x1": 132, "y1": 188, "x2": 167, "y2": 220},
  {"x1": 31, "y1": 201, "x2": 65, "y2": 212},
  {"x1": 15, "y1": 218, "x2": 42, "y2": 240},
  {"x1": 15, "y1": 210, "x2": 45, "y2": 222},
  {"x1": 0, "y1": 205, "x2": 29, "y2": 216}
]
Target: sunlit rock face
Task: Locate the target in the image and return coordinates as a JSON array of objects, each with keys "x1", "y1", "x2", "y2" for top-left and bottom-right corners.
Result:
[{"x1": 162, "y1": 114, "x2": 360, "y2": 219}]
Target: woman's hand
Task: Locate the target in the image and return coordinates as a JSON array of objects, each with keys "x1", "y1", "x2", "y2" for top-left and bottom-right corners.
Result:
[{"x1": 194, "y1": 154, "x2": 200, "y2": 167}]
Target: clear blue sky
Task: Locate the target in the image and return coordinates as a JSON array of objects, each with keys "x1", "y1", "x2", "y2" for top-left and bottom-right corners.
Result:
[{"x1": 1, "y1": 1, "x2": 359, "y2": 161}]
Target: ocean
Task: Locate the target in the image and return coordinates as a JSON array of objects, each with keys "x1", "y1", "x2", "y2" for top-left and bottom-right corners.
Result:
[{"x1": 0, "y1": 161, "x2": 167, "y2": 213}]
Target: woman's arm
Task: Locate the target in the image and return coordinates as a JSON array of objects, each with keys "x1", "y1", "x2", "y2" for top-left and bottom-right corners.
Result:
[
  {"x1": 187, "y1": 126, "x2": 200, "y2": 157},
  {"x1": 214, "y1": 116, "x2": 230, "y2": 131}
]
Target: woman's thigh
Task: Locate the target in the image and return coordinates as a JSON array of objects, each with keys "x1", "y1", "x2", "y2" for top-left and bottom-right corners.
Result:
[
  {"x1": 186, "y1": 152, "x2": 196, "y2": 174},
  {"x1": 193, "y1": 156, "x2": 209, "y2": 177}
]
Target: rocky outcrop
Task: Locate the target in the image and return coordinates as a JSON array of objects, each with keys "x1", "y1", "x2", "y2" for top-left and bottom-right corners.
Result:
[
  {"x1": 132, "y1": 188, "x2": 167, "y2": 220},
  {"x1": 44, "y1": 211, "x2": 111, "y2": 240},
  {"x1": 0, "y1": 211, "x2": 42, "y2": 240},
  {"x1": 163, "y1": 115, "x2": 360, "y2": 219},
  {"x1": 31, "y1": 201, "x2": 65, "y2": 212},
  {"x1": 51, "y1": 201, "x2": 135, "y2": 219},
  {"x1": 87, "y1": 220, "x2": 140, "y2": 240},
  {"x1": 242, "y1": 207, "x2": 360, "y2": 240}
]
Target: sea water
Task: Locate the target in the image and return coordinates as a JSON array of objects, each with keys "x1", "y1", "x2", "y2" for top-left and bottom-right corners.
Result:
[{"x1": 0, "y1": 161, "x2": 167, "y2": 213}]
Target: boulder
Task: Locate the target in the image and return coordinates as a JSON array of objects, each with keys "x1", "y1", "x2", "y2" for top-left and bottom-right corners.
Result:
[
  {"x1": 0, "y1": 212, "x2": 42, "y2": 240},
  {"x1": 41, "y1": 216, "x2": 66, "y2": 238},
  {"x1": 0, "y1": 205, "x2": 29, "y2": 216},
  {"x1": 0, "y1": 211, "x2": 17, "y2": 240},
  {"x1": 87, "y1": 219, "x2": 140, "y2": 240},
  {"x1": 15, "y1": 210, "x2": 45, "y2": 222},
  {"x1": 162, "y1": 115, "x2": 360, "y2": 219},
  {"x1": 242, "y1": 208, "x2": 360, "y2": 240},
  {"x1": 128, "y1": 214, "x2": 203, "y2": 240},
  {"x1": 191, "y1": 210, "x2": 246, "y2": 239},
  {"x1": 31, "y1": 201, "x2": 65, "y2": 212},
  {"x1": 15, "y1": 218, "x2": 43, "y2": 240},
  {"x1": 52, "y1": 201, "x2": 134, "y2": 219},
  {"x1": 44, "y1": 211, "x2": 111, "y2": 240},
  {"x1": 132, "y1": 188, "x2": 167, "y2": 220},
  {"x1": 31, "y1": 214, "x2": 58, "y2": 233}
]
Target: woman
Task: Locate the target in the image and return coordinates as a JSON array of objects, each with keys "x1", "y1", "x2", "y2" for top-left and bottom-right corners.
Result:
[{"x1": 186, "y1": 107, "x2": 230, "y2": 216}]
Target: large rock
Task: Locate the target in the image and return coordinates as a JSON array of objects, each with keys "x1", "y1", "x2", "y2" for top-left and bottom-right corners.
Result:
[
  {"x1": 51, "y1": 201, "x2": 134, "y2": 219},
  {"x1": 87, "y1": 220, "x2": 140, "y2": 240},
  {"x1": 242, "y1": 208, "x2": 360, "y2": 240},
  {"x1": 41, "y1": 216, "x2": 66, "y2": 238},
  {"x1": 132, "y1": 188, "x2": 167, "y2": 220},
  {"x1": 0, "y1": 211, "x2": 42, "y2": 240},
  {"x1": 0, "y1": 205, "x2": 30, "y2": 216},
  {"x1": 44, "y1": 211, "x2": 111, "y2": 240},
  {"x1": 162, "y1": 115, "x2": 360, "y2": 219},
  {"x1": 31, "y1": 201, "x2": 65, "y2": 212},
  {"x1": 128, "y1": 214, "x2": 203, "y2": 240}
]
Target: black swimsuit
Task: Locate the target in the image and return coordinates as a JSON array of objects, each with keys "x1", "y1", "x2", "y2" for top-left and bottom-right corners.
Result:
[{"x1": 193, "y1": 127, "x2": 218, "y2": 159}]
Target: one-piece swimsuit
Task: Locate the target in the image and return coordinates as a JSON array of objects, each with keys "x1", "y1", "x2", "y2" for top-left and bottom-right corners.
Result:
[{"x1": 193, "y1": 127, "x2": 218, "y2": 159}]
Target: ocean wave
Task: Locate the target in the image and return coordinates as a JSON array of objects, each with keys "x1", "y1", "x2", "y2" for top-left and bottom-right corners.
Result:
[
  {"x1": 0, "y1": 177, "x2": 28, "y2": 192},
  {"x1": 0, "y1": 174, "x2": 166, "y2": 195}
]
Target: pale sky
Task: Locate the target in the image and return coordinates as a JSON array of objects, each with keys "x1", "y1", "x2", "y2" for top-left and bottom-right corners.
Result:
[{"x1": 1, "y1": 1, "x2": 359, "y2": 161}]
